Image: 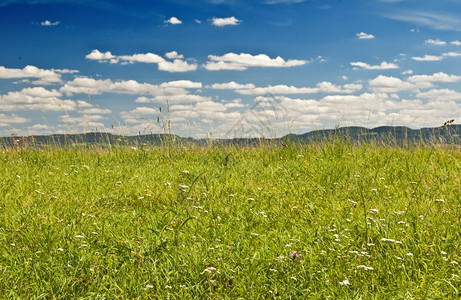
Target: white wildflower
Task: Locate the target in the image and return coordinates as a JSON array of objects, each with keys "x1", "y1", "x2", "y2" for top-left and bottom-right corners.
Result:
[
  {"x1": 204, "y1": 267, "x2": 216, "y2": 273},
  {"x1": 339, "y1": 279, "x2": 351, "y2": 286},
  {"x1": 381, "y1": 238, "x2": 395, "y2": 243},
  {"x1": 356, "y1": 265, "x2": 374, "y2": 270}
]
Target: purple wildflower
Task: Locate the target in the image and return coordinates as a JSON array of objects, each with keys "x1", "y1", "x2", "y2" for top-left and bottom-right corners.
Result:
[{"x1": 291, "y1": 252, "x2": 301, "y2": 259}]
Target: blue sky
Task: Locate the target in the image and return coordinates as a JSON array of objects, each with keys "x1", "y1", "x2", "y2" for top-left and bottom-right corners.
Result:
[{"x1": 1, "y1": 0, "x2": 461, "y2": 138}]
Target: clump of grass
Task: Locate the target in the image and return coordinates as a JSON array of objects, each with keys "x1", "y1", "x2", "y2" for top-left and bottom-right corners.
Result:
[{"x1": 0, "y1": 140, "x2": 459, "y2": 298}]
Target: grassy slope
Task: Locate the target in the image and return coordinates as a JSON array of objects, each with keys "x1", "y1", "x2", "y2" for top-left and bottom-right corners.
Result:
[{"x1": 0, "y1": 141, "x2": 460, "y2": 299}]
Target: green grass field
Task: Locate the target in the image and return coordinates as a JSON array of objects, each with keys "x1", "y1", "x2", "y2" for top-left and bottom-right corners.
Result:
[{"x1": 0, "y1": 141, "x2": 460, "y2": 299}]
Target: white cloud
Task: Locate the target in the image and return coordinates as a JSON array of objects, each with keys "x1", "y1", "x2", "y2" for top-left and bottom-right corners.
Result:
[
  {"x1": 59, "y1": 114, "x2": 106, "y2": 128},
  {"x1": 165, "y1": 51, "x2": 184, "y2": 59},
  {"x1": 159, "y1": 80, "x2": 202, "y2": 89},
  {"x1": 165, "y1": 17, "x2": 182, "y2": 25},
  {"x1": 451, "y1": 40, "x2": 461, "y2": 45},
  {"x1": 443, "y1": 52, "x2": 461, "y2": 57},
  {"x1": 235, "y1": 81, "x2": 362, "y2": 95},
  {"x1": 412, "y1": 51, "x2": 461, "y2": 61},
  {"x1": 0, "y1": 65, "x2": 74, "y2": 85},
  {"x1": 425, "y1": 39, "x2": 446, "y2": 45},
  {"x1": 236, "y1": 84, "x2": 318, "y2": 95},
  {"x1": 85, "y1": 49, "x2": 116, "y2": 61},
  {"x1": 416, "y1": 89, "x2": 461, "y2": 101},
  {"x1": 211, "y1": 16, "x2": 242, "y2": 27},
  {"x1": 356, "y1": 32, "x2": 375, "y2": 39},
  {"x1": 317, "y1": 81, "x2": 363, "y2": 93},
  {"x1": 60, "y1": 114, "x2": 106, "y2": 123},
  {"x1": 402, "y1": 70, "x2": 413, "y2": 75},
  {"x1": 411, "y1": 54, "x2": 443, "y2": 61},
  {"x1": 117, "y1": 53, "x2": 164, "y2": 64},
  {"x1": 41, "y1": 20, "x2": 60, "y2": 26},
  {"x1": 61, "y1": 77, "x2": 200, "y2": 97},
  {"x1": 0, "y1": 87, "x2": 77, "y2": 111},
  {"x1": 120, "y1": 107, "x2": 162, "y2": 124},
  {"x1": 369, "y1": 75, "x2": 415, "y2": 93},
  {"x1": 207, "y1": 81, "x2": 256, "y2": 89},
  {"x1": 408, "y1": 72, "x2": 461, "y2": 83},
  {"x1": 350, "y1": 61, "x2": 399, "y2": 70},
  {"x1": 158, "y1": 59, "x2": 198, "y2": 72},
  {"x1": 79, "y1": 108, "x2": 112, "y2": 114},
  {"x1": 0, "y1": 113, "x2": 30, "y2": 126},
  {"x1": 135, "y1": 94, "x2": 211, "y2": 104},
  {"x1": 385, "y1": 11, "x2": 461, "y2": 31},
  {"x1": 86, "y1": 49, "x2": 197, "y2": 72},
  {"x1": 203, "y1": 53, "x2": 308, "y2": 71}
]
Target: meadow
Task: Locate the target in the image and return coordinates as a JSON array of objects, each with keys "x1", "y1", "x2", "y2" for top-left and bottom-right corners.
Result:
[{"x1": 0, "y1": 139, "x2": 460, "y2": 299}]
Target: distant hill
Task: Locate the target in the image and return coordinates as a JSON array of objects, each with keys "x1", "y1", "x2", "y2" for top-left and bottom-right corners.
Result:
[
  {"x1": 284, "y1": 124, "x2": 461, "y2": 145},
  {"x1": 1, "y1": 125, "x2": 460, "y2": 147}
]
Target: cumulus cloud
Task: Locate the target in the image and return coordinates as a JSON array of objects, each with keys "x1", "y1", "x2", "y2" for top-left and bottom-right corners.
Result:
[
  {"x1": 85, "y1": 49, "x2": 116, "y2": 61},
  {"x1": 60, "y1": 77, "x2": 200, "y2": 96},
  {"x1": 203, "y1": 53, "x2": 308, "y2": 71},
  {"x1": 165, "y1": 17, "x2": 182, "y2": 25},
  {"x1": 451, "y1": 40, "x2": 461, "y2": 45},
  {"x1": 41, "y1": 20, "x2": 60, "y2": 26},
  {"x1": 416, "y1": 89, "x2": 461, "y2": 101},
  {"x1": 411, "y1": 54, "x2": 444, "y2": 61},
  {"x1": 59, "y1": 114, "x2": 106, "y2": 128},
  {"x1": 207, "y1": 81, "x2": 256, "y2": 90},
  {"x1": 234, "y1": 81, "x2": 362, "y2": 95},
  {"x1": 412, "y1": 51, "x2": 461, "y2": 61},
  {"x1": 158, "y1": 59, "x2": 198, "y2": 72},
  {"x1": 236, "y1": 84, "x2": 318, "y2": 95},
  {"x1": 135, "y1": 94, "x2": 211, "y2": 104},
  {"x1": 0, "y1": 65, "x2": 76, "y2": 85},
  {"x1": 369, "y1": 75, "x2": 415, "y2": 93},
  {"x1": 356, "y1": 32, "x2": 375, "y2": 39},
  {"x1": 85, "y1": 49, "x2": 197, "y2": 72},
  {"x1": 0, "y1": 87, "x2": 77, "y2": 111},
  {"x1": 350, "y1": 61, "x2": 399, "y2": 70},
  {"x1": 117, "y1": 53, "x2": 164, "y2": 64},
  {"x1": 165, "y1": 51, "x2": 184, "y2": 59},
  {"x1": 407, "y1": 72, "x2": 461, "y2": 84},
  {"x1": 159, "y1": 80, "x2": 202, "y2": 89},
  {"x1": 425, "y1": 39, "x2": 446, "y2": 45},
  {"x1": 120, "y1": 107, "x2": 163, "y2": 125},
  {"x1": 0, "y1": 113, "x2": 30, "y2": 126},
  {"x1": 211, "y1": 16, "x2": 242, "y2": 27},
  {"x1": 79, "y1": 108, "x2": 112, "y2": 114}
]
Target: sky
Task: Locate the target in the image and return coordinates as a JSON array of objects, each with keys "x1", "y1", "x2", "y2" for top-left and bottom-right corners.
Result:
[{"x1": 1, "y1": 0, "x2": 461, "y2": 138}]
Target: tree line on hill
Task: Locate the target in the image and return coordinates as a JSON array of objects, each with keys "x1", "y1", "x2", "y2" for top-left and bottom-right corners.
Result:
[{"x1": 0, "y1": 124, "x2": 460, "y2": 147}]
